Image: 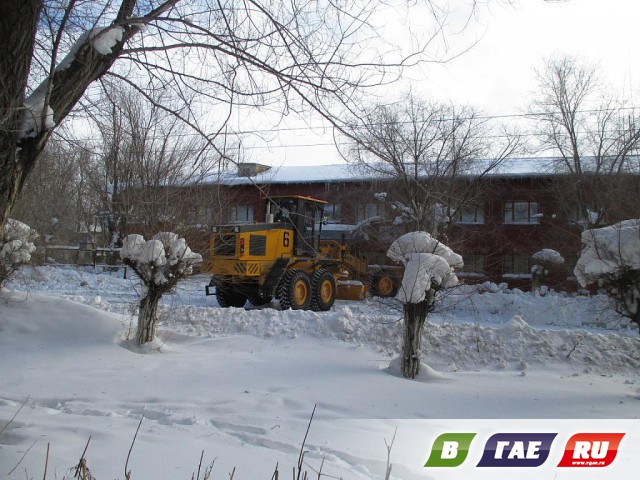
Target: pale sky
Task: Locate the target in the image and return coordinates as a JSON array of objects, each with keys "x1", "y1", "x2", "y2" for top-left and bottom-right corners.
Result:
[{"x1": 243, "y1": 0, "x2": 640, "y2": 168}]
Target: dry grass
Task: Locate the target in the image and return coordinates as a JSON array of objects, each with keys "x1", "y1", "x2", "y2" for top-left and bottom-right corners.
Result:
[{"x1": 3, "y1": 404, "x2": 399, "y2": 480}]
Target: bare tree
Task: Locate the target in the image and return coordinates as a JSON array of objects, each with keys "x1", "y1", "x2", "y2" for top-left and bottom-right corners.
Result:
[
  {"x1": 1, "y1": 0, "x2": 455, "y2": 236},
  {"x1": 82, "y1": 83, "x2": 226, "y2": 247},
  {"x1": 339, "y1": 91, "x2": 521, "y2": 240},
  {"x1": 12, "y1": 139, "x2": 94, "y2": 245},
  {"x1": 531, "y1": 55, "x2": 640, "y2": 228}
]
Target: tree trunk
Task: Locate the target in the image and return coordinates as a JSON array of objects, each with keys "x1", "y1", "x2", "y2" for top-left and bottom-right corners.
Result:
[
  {"x1": 401, "y1": 289, "x2": 436, "y2": 378},
  {"x1": 402, "y1": 300, "x2": 429, "y2": 378},
  {"x1": 0, "y1": 1, "x2": 140, "y2": 232},
  {"x1": 136, "y1": 289, "x2": 162, "y2": 345},
  {"x1": 0, "y1": 0, "x2": 41, "y2": 232}
]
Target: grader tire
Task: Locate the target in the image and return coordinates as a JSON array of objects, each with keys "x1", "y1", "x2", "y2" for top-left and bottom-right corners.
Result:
[
  {"x1": 278, "y1": 269, "x2": 311, "y2": 310},
  {"x1": 371, "y1": 274, "x2": 397, "y2": 298},
  {"x1": 248, "y1": 294, "x2": 273, "y2": 307},
  {"x1": 310, "y1": 269, "x2": 336, "y2": 312},
  {"x1": 215, "y1": 284, "x2": 247, "y2": 308}
]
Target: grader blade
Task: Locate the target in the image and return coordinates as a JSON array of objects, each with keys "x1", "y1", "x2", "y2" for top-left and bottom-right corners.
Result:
[{"x1": 336, "y1": 281, "x2": 367, "y2": 301}]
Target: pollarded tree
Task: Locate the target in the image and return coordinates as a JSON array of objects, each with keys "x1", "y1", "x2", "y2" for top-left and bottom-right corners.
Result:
[
  {"x1": 530, "y1": 248, "x2": 565, "y2": 295},
  {"x1": 12, "y1": 139, "x2": 92, "y2": 246},
  {"x1": 387, "y1": 231, "x2": 462, "y2": 378},
  {"x1": 120, "y1": 232, "x2": 202, "y2": 345},
  {"x1": 85, "y1": 83, "x2": 226, "y2": 246},
  {"x1": 0, "y1": 219, "x2": 38, "y2": 286},
  {"x1": 574, "y1": 220, "x2": 640, "y2": 332}
]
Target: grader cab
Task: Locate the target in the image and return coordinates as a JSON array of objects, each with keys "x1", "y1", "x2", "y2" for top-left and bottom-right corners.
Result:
[{"x1": 203, "y1": 195, "x2": 369, "y2": 311}]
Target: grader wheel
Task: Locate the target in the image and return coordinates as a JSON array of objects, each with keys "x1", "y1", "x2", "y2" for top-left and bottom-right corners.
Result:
[
  {"x1": 278, "y1": 269, "x2": 312, "y2": 310},
  {"x1": 248, "y1": 294, "x2": 273, "y2": 307},
  {"x1": 372, "y1": 274, "x2": 397, "y2": 298},
  {"x1": 310, "y1": 269, "x2": 337, "y2": 311},
  {"x1": 215, "y1": 283, "x2": 247, "y2": 308}
]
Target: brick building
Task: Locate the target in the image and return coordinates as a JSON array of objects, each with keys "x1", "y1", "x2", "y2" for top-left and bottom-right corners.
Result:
[{"x1": 160, "y1": 158, "x2": 640, "y2": 291}]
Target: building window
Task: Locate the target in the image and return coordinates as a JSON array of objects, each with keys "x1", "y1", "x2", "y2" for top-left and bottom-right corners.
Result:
[
  {"x1": 457, "y1": 203, "x2": 485, "y2": 224},
  {"x1": 504, "y1": 201, "x2": 539, "y2": 224},
  {"x1": 355, "y1": 202, "x2": 384, "y2": 222},
  {"x1": 324, "y1": 203, "x2": 342, "y2": 223},
  {"x1": 189, "y1": 206, "x2": 214, "y2": 224},
  {"x1": 230, "y1": 204, "x2": 254, "y2": 223},
  {"x1": 503, "y1": 254, "x2": 532, "y2": 277},
  {"x1": 569, "y1": 205, "x2": 602, "y2": 226},
  {"x1": 461, "y1": 254, "x2": 485, "y2": 275}
]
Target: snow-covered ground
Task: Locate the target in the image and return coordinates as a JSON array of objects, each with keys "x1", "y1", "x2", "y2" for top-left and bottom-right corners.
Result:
[{"x1": 1, "y1": 266, "x2": 639, "y2": 479}]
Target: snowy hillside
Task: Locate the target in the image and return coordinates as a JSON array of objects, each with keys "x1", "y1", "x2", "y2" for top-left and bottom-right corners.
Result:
[{"x1": 1, "y1": 266, "x2": 639, "y2": 479}]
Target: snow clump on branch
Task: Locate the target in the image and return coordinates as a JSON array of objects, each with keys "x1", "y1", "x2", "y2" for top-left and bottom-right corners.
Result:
[
  {"x1": 574, "y1": 219, "x2": 640, "y2": 287},
  {"x1": 574, "y1": 220, "x2": 640, "y2": 329},
  {"x1": 1, "y1": 219, "x2": 38, "y2": 283},
  {"x1": 120, "y1": 232, "x2": 202, "y2": 296},
  {"x1": 20, "y1": 26, "x2": 126, "y2": 139},
  {"x1": 387, "y1": 231, "x2": 463, "y2": 304},
  {"x1": 532, "y1": 248, "x2": 565, "y2": 265}
]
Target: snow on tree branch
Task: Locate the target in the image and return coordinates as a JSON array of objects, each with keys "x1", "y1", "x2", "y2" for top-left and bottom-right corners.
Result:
[
  {"x1": 1, "y1": 219, "x2": 38, "y2": 284},
  {"x1": 121, "y1": 232, "x2": 202, "y2": 296},
  {"x1": 574, "y1": 219, "x2": 640, "y2": 330},
  {"x1": 532, "y1": 248, "x2": 565, "y2": 265},
  {"x1": 387, "y1": 231, "x2": 463, "y2": 269},
  {"x1": 398, "y1": 253, "x2": 456, "y2": 303},
  {"x1": 387, "y1": 231, "x2": 462, "y2": 304},
  {"x1": 574, "y1": 219, "x2": 640, "y2": 287},
  {"x1": 20, "y1": 26, "x2": 128, "y2": 140}
]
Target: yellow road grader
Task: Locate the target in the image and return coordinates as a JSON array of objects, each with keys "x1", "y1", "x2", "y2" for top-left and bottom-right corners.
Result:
[{"x1": 202, "y1": 195, "x2": 399, "y2": 311}]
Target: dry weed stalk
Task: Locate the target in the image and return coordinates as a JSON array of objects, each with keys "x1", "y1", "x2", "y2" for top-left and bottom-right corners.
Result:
[{"x1": 384, "y1": 428, "x2": 397, "y2": 480}]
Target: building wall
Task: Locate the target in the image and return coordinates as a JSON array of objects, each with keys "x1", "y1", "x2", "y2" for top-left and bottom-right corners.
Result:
[{"x1": 220, "y1": 176, "x2": 587, "y2": 291}]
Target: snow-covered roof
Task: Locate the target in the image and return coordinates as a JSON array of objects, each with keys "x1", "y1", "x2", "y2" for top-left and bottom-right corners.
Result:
[
  {"x1": 203, "y1": 157, "x2": 638, "y2": 186},
  {"x1": 210, "y1": 163, "x2": 372, "y2": 186}
]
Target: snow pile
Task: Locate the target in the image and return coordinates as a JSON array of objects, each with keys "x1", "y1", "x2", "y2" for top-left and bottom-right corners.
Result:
[
  {"x1": 532, "y1": 248, "x2": 565, "y2": 265},
  {"x1": 152, "y1": 301, "x2": 639, "y2": 374},
  {"x1": 120, "y1": 232, "x2": 202, "y2": 295},
  {"x1": 574, "y1": 219, "x2": 640, "y2": 286},
  {"x1": 3, "y1": 266, "x2": 638, "y2": 370},
  {"x1": 387, "y1": 231, "x2": 462, "y2": 303},
  {"x1": 1, "y1": 219, "x2": 38, "y2": 280}
]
